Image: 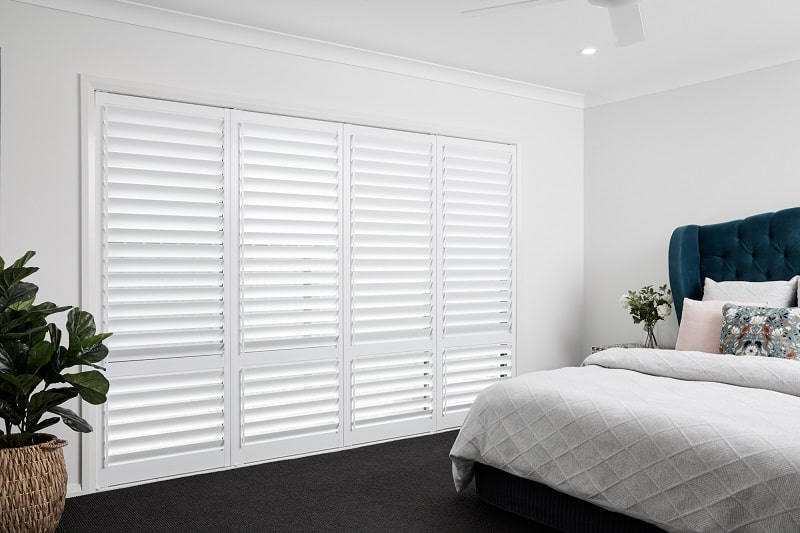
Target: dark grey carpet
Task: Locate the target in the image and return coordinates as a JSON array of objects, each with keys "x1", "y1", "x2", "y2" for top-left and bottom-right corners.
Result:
[{"x1": 57, "y1": 431, "x2": 554, "y2": 532}]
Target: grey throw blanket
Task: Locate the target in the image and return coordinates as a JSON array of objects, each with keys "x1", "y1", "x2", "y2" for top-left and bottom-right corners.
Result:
[{"x1": 450, "y1": 348, "x2": 800, "y2": 532}]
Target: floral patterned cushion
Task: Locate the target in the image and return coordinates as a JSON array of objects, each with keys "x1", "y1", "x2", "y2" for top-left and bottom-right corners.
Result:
[{"x1": 720, "y1": 304, "x2": 800, "y2": 359}]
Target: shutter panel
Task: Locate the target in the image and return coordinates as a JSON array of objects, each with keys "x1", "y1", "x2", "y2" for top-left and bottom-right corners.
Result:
[
  {"x1": 349, "y1": 350, "x2": 433, "y2": 444},
  {"x1": 344, "y1": 126, "x2": 436, "y2": 445},
  {"x1": 97, "y1": 94, "x2": 228, "y2": 487},
  {"x1": 437, "y1": 138, "x2": 515, "y2": 429},
  {"x1": 238, "y1": 359, "x2": 341, "y2": 462},
  {"x1": 234, "y1": 112, "x2": 344, "y2": 463},
  {"x1": 346, "y1": 127, "x2": 435, "y2": 350},
  {"x1": 238, "y1": 114, "x2": 342, "y2": 357},
  {"x1": 441, "y1": 140, "x2": 514, "y2": 341},
  {"x1": 440, "y1": 344, "x2": 512, "y2": 428}
]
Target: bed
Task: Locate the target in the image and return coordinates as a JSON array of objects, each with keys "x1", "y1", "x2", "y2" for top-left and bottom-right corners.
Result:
[{"x1": 450, "y1": 207, "x2": 800, "y2": 532}]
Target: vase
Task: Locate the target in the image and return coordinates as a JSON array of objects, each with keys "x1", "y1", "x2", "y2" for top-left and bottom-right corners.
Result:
[
  {"x1": 0, "y1": 434, "x2": 68, "y2": 533},
  {"x1": 643, "y1": 324, "x2": 658, "y2": 349}
]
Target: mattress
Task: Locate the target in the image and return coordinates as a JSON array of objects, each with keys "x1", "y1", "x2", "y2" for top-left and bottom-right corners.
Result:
[{"x1": 451, "y1": 348, "x2": 800, "y2": 532}]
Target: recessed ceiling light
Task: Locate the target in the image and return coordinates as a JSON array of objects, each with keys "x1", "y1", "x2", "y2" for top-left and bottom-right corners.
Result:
[{"x1": 581, "y1": 48, "x2": 597, "y2": 56}]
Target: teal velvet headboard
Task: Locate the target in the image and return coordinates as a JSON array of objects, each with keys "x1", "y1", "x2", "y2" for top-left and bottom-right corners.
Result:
[{"x1": 668, "y1": 207, "x2": 800, "y2": 322}]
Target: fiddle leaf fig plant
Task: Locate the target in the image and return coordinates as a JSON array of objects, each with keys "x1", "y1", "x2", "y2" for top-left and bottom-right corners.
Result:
[{"x1": 0, "y1": 251, "x2": 112, "y2": 448}]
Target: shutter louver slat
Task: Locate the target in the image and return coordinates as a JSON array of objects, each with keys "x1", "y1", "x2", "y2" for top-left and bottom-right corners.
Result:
[
  {"x1": 349, "y1": 130, "x2": 435, "y2": 346},
  {"x1": 239, "y1": 117, "x2": 341, "y2": 354}
]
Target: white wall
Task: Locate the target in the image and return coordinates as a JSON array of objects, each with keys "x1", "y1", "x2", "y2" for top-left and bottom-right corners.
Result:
[
  {"x1": 584, "y1": 60, "x2": 800, "y2": 355},
  {"x1": 0, "y1": 1, "x2": 584, "y2": 492}
]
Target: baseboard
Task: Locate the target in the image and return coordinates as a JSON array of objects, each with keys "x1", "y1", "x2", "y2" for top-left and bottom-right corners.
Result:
[{"x1": 67, "y1": 482, "x2": 84, "y2": 497}]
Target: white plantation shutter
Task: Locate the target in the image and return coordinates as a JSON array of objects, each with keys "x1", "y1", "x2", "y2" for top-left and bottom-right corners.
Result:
[
  {"x1": 237, "y1": 113, "x2": 342, "y2": 357},
  {"x1": 344, "y1": 126, "x2": 436, "y2": 444},
  {"x1": 345, "y1": 126, "x2": 435, "y2": 350},
  {"x1": 234, "y1": 112, "x2": 343, "y2": 462},
  {"x1": 97, "y1": 93, "x2": 229, "y2": 487},
  {"x1": 90, "y1": 93, "x2": 516, "y2": 487},
  {"x1": 437, "y1": 138, "x2": 515, "y2": 428}
]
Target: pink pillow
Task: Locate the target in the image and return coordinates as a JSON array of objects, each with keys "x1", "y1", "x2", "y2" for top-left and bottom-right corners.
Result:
[{"x1": 675, "y1": 298, "x2": 763, "y2": 353}]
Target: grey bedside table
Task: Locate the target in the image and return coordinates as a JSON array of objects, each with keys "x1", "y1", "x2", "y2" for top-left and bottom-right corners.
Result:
[{"x1": 591, "y1": 342, "x2": 645, "y2": 354}]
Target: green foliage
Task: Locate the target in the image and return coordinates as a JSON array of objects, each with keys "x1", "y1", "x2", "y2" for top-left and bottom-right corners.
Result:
[
  {"x1": 0, "y1": 251, "x2": 111, "y2": 448},
  {"x1": 620, "y1": 284, "x2": 673, "y2": 331}
]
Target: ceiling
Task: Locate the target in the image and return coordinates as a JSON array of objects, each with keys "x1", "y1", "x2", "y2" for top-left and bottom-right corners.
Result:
[{"x1": 119, "y1": 0, "x2": 800, "y2": 105}]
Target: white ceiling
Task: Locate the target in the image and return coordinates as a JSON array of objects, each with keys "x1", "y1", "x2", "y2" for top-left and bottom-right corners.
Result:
[{"x1": 119, "y1": 0, "x2": 800, "y2": 105}]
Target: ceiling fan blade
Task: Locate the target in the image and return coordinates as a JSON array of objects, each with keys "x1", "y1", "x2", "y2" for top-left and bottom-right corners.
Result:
[
  {"x1": 460, "y1": 0, "x2": 565, "y2": 17},
  {"x1": 607, "y1": 2, "x2": 645, "y2": 46}
]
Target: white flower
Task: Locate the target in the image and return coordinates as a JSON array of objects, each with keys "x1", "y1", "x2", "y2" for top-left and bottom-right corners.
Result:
[
  {"x1": 657, "y1": 303, "x2": 671, "y2": 318},
  {"x1": 620, "y1": 294, "x2": 630, "y2": 309},
  {"x1": 743, "y1": 345, "x2": 760, "y2": 356},
  {"x1": 749, "y1": 316, "x2": 766, "y2": 325}
]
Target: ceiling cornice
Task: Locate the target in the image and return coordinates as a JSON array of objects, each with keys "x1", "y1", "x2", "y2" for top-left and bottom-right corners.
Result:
[{"x1": 14, "y1": 0, "x2": 585, "y2": 108}]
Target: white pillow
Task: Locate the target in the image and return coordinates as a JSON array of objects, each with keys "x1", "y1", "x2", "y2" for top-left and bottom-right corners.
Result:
[
  {"x1": 675, "y1": 298, "x2": 764, "y2": 353},
  {"x1": 702, "y1": 277, "x2": 798, "y2": 308}
]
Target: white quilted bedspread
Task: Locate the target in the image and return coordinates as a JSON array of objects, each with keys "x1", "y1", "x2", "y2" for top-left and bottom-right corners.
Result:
[{"x1": 450, "y1": 348, "x2": 800, "y2": 532}]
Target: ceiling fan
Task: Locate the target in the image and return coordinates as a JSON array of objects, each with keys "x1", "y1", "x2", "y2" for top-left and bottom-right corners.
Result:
[{"x1": 461, "y1": 0, "x2": 646, "y2": 47}]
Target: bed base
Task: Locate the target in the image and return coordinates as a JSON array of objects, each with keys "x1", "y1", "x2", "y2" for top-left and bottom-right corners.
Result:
[{"x1": 474, "y1": 462, "x2": 665, "y2": 532}]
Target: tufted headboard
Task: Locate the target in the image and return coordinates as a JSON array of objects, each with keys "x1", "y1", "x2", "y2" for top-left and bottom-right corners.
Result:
[{"x1": 668, "y1": 207, "x2": 800, "y2": 322}]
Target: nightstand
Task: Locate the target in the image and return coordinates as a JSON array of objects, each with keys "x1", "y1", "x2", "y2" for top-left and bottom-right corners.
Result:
[{"x1": 591, "y1": 342, "x2": 645, "y2": 354}]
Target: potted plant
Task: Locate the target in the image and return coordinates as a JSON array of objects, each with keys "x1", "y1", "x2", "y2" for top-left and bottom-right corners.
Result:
[{"x1": 0, "y1": 251, "x2": 111, "y2": 533}]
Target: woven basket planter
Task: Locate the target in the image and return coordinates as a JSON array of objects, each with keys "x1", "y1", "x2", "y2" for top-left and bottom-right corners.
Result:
[{"x1": 0, "y1": 434, "x2": 68, "y2": 533}]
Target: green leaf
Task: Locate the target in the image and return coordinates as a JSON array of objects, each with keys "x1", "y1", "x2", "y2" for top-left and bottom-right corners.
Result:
[
  {"x1": 64, "y1": 370, "x2": 109, "y2": 405},
  {"x1": 76, "y1": 343, "x2": 109, "y2": 365},
  {"x1": 27, "y1": 388, "x2": 78, "y2": 421},
  {"x1": 0, "y1": 399, "x2": 23, "y2": 425},
  {"x1": 31, "y1": 417, "x2": 59, "y2": 433},
  {"x1": 0, "y1": 302, "x2": 66, "y2": 336},
  {"x1": 8, "y1": 297, "x2": 34, "y2": 312},
  {"x1": 0, "y1": 266, "x2": 38, "y2": 292},
  {"x1": 50, "y1": 405, "x2": 93, "y2": 433},
  {"x1": 0, "y1": 282, "x2": 38, "y2": 312},
  {"x1": 0, "y1": 373, "x2": 22, "y2": 393},
  {"x1": 16, "y1": 374, "x2": 41, "y2": 395},
  {"x1": 27, "y1": 340, "x2": 54, "y2": 374},
  {"x1": 67, "y1": 308, "x2": 96, "y2": 351},
  {"x1": 9, "y1": 251, "x2": 36, "y2": 269},
  {"x1": 0, "y1": 340, "x2": 28, "y2": 374}
]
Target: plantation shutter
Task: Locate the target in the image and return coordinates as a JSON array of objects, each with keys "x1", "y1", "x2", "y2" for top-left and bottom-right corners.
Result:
[
  {"x1": 234, "y1": 111, "x2": 343, "y2": 462},
  {"x1": 97, "y1": 93, "x2": 229, "y2": 487},
  {"x1": 344, "y1": 126, "x2": 436, "y2": 444},
  {"x1": 92, "y1": 92, "x2": 518, "y2": 488},
  {"x1": 437, "y1": 138, "x2": 515, "y2": 428}
]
